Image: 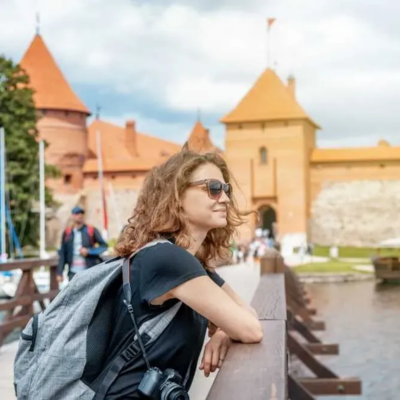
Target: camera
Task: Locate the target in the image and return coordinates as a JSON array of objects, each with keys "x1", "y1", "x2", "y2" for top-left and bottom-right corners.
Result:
[{"x1": 138, "y1": 367, "x2": 189, "y2": 400}]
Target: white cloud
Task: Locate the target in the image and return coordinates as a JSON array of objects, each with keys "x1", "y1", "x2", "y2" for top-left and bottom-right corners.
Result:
[{"x1": 1, "y1": 0, "x2": 400, "y2": 148}]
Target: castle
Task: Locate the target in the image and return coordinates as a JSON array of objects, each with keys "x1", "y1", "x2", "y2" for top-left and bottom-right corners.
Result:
[{"x1": 19, "y1": 33, "x2": 400, "y2": 247}]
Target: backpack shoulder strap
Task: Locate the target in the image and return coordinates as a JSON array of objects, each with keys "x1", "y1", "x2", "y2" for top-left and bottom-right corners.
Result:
[
  {"x1": 63, "y1": 227, "x2": 72, "y2": 242},
  {"x1": 121, "y1": 239, "x2": 180, "y2": 344},
  {"x1": 86, "y1": 225, "x2": 95, "y2": 246},
  {"x1": 94, "y1": 240, "x2": 177, "y2": 400}
]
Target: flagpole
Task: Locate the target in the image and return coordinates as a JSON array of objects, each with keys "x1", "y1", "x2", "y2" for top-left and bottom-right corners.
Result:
[
  {"x1": 39, "y1": 139, "x2": 47, "y2": 259},
  {"x1": 267, "y1": 26, "x2": 271, "y2": 68},
  {"x1": 96, "y1": 129, "x2": 108, "y2": 240},
  {"x1": 0, "y1": 127, "x2": 6, "y2": 260},
  {"x1": 266, "y1": 18, "x2": 276, "y2": 69}
]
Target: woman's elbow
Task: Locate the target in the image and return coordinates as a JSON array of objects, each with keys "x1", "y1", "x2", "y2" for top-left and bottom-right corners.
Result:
[{"x1": 240, "y1": 321, "x2": 264, "y2": 343}]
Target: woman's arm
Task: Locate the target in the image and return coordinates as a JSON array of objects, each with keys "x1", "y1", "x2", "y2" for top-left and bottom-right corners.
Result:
[
  {"x1": 221, "y1": 282, "x2": 258, "y2": 318},
  {"x1": 207, "y1": 283, "x2": 257, "y2": 337},
  {"x1": 167, "y1": 276, "x2": 263, "y2": 343}
]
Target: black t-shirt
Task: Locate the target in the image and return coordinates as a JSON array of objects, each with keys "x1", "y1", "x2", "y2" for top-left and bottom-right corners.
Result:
[{"x1": 104, "y1": 241, "x2": 225, "y2": 399}]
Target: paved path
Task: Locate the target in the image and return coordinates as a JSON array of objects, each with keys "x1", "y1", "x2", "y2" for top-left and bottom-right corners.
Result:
[
  {"x1": 0, "y1": 341, "x2": 18, "y2": 399},
  {"x1": 0, "y1": 262, "x2": 260, "y2": 400}
]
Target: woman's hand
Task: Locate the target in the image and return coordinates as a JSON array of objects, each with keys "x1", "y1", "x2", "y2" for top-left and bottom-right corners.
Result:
[{"x1": 199, "y1": 330, "x2": 231, "y2": 377}]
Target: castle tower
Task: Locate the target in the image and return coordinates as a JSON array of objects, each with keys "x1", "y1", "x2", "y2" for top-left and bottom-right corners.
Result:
[
  {"x1": 20, "y1": 34, "x2": 90, "y2": 193},
  {"x1": 187, "y1": 121, "x2": 221, "y2": 154},
  {"x1": 222, "y1": 68, "x2": 320, "y2": 243}
]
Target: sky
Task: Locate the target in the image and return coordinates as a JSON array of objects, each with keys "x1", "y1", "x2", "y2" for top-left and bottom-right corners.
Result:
[{"x1": 1, "y1": 0, "x2": 400, "y2": 149}]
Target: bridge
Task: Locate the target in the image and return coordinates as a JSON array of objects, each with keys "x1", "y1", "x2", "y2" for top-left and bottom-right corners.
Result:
[{"x1": 0, "y1": 252, "x2": 362, "y2": 399}]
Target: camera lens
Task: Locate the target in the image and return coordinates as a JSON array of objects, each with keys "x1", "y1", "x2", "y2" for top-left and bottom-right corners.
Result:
[{"x1": 161, "y1": 383, "x2": 189, "y2": 400}]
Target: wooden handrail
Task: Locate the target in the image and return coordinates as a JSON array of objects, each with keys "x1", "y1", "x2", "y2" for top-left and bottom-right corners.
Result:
[
  {"x1": 260, "y1": 251, "x2": 362, "y2": 398},
  {"x1": 206, "y1": 274, "x2": 288, "y2": 400},
  {"x1": 0, "y1": 257, "x2": 58, "y2": 272}
]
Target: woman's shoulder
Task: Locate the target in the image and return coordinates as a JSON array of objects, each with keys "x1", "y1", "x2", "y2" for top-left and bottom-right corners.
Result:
[
  {"x1": 137, "y1": 241, "x2": 200, "y2": 266},
  {"x1": 136, "y1": 241, "x2": 207, "y2": 290}
]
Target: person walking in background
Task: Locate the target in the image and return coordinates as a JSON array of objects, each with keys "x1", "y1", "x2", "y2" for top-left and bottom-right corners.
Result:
[{"x1": 57, "y1": 206, "x2": 107, "y2": 282}]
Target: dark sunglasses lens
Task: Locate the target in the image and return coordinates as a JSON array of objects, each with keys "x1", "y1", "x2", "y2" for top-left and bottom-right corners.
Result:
[
  {"x1": 224, "y1": 184, "x2": 232, "y2": 197},
  {"x1": 209, "y1": 181, "x2": 223, "y2": 198}
]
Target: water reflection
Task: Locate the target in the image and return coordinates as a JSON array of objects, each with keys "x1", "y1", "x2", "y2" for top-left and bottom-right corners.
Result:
[{"x1": 305, "y1": 281, "x2": 400, "y2": 400}]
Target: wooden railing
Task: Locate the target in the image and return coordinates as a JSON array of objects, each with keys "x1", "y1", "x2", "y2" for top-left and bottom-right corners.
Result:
[
  {"x1": 261, "y1": 249, "x2": 362, "y2": 398},
  {"x1": 207, "y1": 273, "x2": 288, "y2": 399},
  {"x1": 0, "y1": 258, "x2": 59, "y2": 347},
  {"x1": 0, "y1": 253, "x2": 362, "y2": 399}
]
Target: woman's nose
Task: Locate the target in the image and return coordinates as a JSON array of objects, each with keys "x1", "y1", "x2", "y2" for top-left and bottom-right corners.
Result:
[{"x1": 219, "y1": 190, "x2": 230, "y2": 203}]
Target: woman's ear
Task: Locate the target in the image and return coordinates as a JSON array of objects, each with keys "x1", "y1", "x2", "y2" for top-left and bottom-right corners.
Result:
[{"x1": 181, "y1": 142, "x2": 190, "y2": 152}]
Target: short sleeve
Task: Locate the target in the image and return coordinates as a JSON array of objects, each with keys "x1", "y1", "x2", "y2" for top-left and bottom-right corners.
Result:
[
  {"x1": 207, "y1": 269, "x2": 225, "y2": 287},
  {"x1": 138, "y1": 243, "x2": 207, "y2": 305}
]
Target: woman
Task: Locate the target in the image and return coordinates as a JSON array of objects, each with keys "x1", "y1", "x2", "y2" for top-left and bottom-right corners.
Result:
[{"x1": 104, "y1": 146, "x2": 263, "y2": 399}]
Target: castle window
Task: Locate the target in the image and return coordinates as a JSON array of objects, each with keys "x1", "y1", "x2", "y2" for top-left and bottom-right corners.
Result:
[
  {"x1": 260, "y1": 147, "x2": 268, "y2": 164},
  {"x1": 64, "y1": 174, "x2": 72, "y2": 185}
]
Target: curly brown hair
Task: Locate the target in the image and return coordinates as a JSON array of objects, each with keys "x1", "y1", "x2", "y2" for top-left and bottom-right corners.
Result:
[{"x1": 115, "y1": 146, "x2": 250, "y2": 268}]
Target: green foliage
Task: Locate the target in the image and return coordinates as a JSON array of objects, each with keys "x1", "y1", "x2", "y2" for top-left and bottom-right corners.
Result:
[
  {"x1": 293, "y1": 261, "x2": 370, "y2": 274},
  {"x1": 0, "y1": 55, "x2": 58, "y2": 250},
  {"x1": 311, "y1": 245, "x2": 398, "y2": 259}
]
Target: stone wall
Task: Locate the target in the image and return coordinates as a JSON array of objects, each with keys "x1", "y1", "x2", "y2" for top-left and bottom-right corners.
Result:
[
  {"x1": 85, "y1": 188, "x2": 139, "y2": 240},
  {"x1": 310, "y1": 180, "x2": 400, "y2": 246}
]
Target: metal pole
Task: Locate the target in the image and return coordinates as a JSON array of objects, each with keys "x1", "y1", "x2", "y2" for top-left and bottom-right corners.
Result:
[
  {"x1": 96, "y1": 130, "x2": 107, "y2": 239},
  {"x1": 39, "y1": 139, "x2": 46, "y2": 258},
  {"x1": 267, "y1": 27, "x2": 271, "y2": 68},
  {"x1": 0, "y1": 127, "x2": 6, "y2": 259}
]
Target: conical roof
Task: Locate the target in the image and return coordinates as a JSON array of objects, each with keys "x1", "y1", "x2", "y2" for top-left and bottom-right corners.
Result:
[
  {"x1": 20, "y1": 34, "x2": 90, "y2": 114},
  {"x1": 221, "y1": 68, "x2": 319, "y2": 128},
  {"x1": 187, "y1": 121, "x2": 221, "y2": 154}
]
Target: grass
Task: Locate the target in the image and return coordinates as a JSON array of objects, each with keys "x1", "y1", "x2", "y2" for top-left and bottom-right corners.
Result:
[
  {"x1": 293, "y1": 261, "x2": 371, "y2": 274},
  {"x1": 296, "y1": 245, "x2": 399, "y2": 259}
]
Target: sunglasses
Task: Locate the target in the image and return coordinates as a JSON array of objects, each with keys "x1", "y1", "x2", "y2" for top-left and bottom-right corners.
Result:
[{"x1": 187, "y1": 179, "x2": 232, "y2": 200}]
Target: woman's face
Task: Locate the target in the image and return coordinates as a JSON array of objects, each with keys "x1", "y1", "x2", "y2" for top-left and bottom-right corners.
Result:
[{"x1": 181, "y1": 163, "x2": 230, "y2": 233}]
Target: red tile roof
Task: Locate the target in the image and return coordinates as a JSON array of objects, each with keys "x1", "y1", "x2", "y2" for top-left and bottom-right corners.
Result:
[
  {"x1": 20, "y1": 34, "x2": 90, "y2": 114},
  {"x1": 84, "y1": 119, "x2": 181, "y2": 173},
  {"x1": 222, "y1": 68, "x2": 319, "y2": 128},
  {"x1": 187, "y1": 121, "x2": 222, "y2": 154}
]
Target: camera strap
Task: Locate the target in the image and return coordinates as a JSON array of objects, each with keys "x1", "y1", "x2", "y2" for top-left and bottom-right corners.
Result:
[{"x1": 121, "y1": 239, "x2": 180, "y2": 369}]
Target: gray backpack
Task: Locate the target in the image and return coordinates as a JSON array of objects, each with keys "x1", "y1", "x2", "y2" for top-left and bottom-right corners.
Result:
[{"x1": 14, "y1": 239, "x2": 181, "y2": 400}]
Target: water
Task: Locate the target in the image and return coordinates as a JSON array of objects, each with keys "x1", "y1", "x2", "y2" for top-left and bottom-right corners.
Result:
[{"x1": 304, "y1": 281, "x2": 400, "y2": 400}]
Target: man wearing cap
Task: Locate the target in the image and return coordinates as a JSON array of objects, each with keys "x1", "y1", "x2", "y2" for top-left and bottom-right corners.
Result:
[{"x1": 57, "y1": 206, "x2": 108, "y2": 282}]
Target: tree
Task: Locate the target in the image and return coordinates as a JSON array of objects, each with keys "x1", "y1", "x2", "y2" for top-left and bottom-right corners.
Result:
[{"x1": 0, "y1": 55, "x2": 58, "y2": 251}]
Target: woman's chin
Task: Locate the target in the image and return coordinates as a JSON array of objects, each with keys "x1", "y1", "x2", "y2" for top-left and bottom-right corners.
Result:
[{"x1": 212, "y1": 218, "x2": 228, "y2": 228}]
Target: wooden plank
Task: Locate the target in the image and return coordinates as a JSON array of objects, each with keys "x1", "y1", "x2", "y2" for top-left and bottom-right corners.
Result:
[
  {"x1": 206, "y1": 320, "x2": 287, "y2": 400},
  {"x1": 288, "y1": 312, "x2": 322, "y2": 344},
  {"x1": 0, "y1": 290, "x2": 59, "y2": 312},
  {"x1": 0, "y1": 258, "x2": 58, "y2": 272},
  {"x1": 287, "y1": 333, "x2": 337, "y2": 378},
  {"x1": 304, "y1": 343, "x2": 339, "y2": 355},
  {"x1": 286, "y1": 298, "x2": 326, "y2": 330},
  {"x1": 298, "y1": 378, "x2": 362, "y2": 395},
  {"x1": 251, "y1": 275, "x2": 286, "y2": 320},
  {"x1": 288, "y1": 375, "x2": 316, "y2": 400},
  {"x1": 307, "y1": 307, "x2": 317, "y2": 316},
  {"x1": 305, "y1": 321, "x2": 325, "y2": 331},
  {"x1": 0, "y1": 296, "x2": 31, "y2": 311},
  {"x1": 0, "y1": 315, "x2": 30, "y2": 333}
]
